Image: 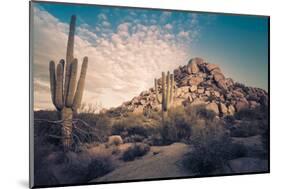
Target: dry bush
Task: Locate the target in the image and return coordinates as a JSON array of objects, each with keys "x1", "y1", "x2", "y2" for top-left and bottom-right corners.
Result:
[
  {"x1": 161, "y1": 105, "x2": 216, "y2": 144},
  {"x1": 122, "y1": 143, "x2": 150, "y2": 161},
  {"x1": 230, "y1": 121, "x2": 263, "y2": 137},
  {"x1": 111, "y1": 114, "x2": 160, "y2": 138},
  {"x1": 234, "y1": 105, "x2": 268, "y2": 120},
  {"x1": 34, "y1": 144, "x2": 114, "y2": 186},
  {"x1": 182, "y1": 111, "x2": 247, "y2": 175}
]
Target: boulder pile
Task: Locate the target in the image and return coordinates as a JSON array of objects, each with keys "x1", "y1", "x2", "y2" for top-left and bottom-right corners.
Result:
[{"x1": 106, "y1": 57, "x2": 268, "y2": 117}]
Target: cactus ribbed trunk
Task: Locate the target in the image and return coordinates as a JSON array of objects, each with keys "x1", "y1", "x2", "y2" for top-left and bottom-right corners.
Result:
[
  {"x1": 155, "y1": 71, "x2": 175, "y2": 126},
  {"x1": 61, "y1": 108, "x2": 73, "y2": 150},
  {"x1": 49, "y1": 15, "x2": 88, "y2": 151}
]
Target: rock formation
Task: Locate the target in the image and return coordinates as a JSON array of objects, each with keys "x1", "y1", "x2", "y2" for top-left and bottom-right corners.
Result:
[{"x1": 106, "y1": 57, "x2": 268, "y2": 118}]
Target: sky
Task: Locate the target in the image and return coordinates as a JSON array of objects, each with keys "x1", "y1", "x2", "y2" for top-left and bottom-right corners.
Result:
[{"x1": 31, "y1": 2, "x2": 269, "y2": 110}]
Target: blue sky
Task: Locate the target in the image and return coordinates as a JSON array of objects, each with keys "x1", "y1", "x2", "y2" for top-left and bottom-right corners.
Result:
[{"x1": 32, "y1": 2, "x2": 269, "y2": 110}]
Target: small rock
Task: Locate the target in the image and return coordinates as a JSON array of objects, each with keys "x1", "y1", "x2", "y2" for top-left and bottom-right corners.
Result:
[
  {"x1": 235, "y1": 99, "x2": 249, "y2": 112},
  {"x1": 213, "y1": 72, "x2": 225, "y2": 82},
  {"x1": 206, "y1": 102, "x2": 219, "y2": 115},
  {"x1": 213, "y1": 91, "x2": 220, "y2": 97},
  {"x1": 205, "y1": 90, "x2": 211, "y2": 96},
  {"x1": 232, "y1": 90, "x2": 245, "y2": 98},
  {"x1": 140, "y1": 99, "x2": 146, "y2": 105},
  {"x1": 217, "y1": 79, "x2": 228, "y2": 91},
  {"x1": 197, "y1": 88, "x2": 205, "y2": 94},
  {"x1": 219, "y1": 103, "x2": 228, "y2": 115},
  {"x1": 140, "y1": 90, "x2": 150, "y2": 96},
  {"x1": 180, "y1": 86, "x2": 190, "y2": 93},
  {"x1": 191, "y1": 99, "x2": 206, "y2": 106},
  {"x1": 225, "y1": 78, "x2": 234, "y2": 87},
  {"x1": 132, "y1": 106, "x2": 143, "y2": 115},
  {"x1": 249, "y1": 100, "x2": 260, "y2": 109},
  {"x1": 189, "y1": 76, "x2": 203, "y2": 86},
  {"x1": 227, "y1": 105, "x2": 236, "y2": 115},
  {"x1": 108, "y1": 135, "x2": 123, "y2": 146},
  {"x1": 205, "y1": 63, "x2": 219, "y2": 72},
  {"x1": 190, "y1": 85, "x2": 197, "y2": 92}
]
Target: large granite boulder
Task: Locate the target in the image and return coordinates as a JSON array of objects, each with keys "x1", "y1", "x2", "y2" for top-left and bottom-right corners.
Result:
[
  {"x1": 187, "y1": 58, "x2": 202, "y2": 74},
  {"x1": 206, "y1": 102, "x2": 219, "y2": 115}
]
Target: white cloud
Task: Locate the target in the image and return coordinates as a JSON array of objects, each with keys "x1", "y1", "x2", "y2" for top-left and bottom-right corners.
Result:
[
  {"x1": 98, "y1": 13, "x2": 107, "y2": 20},
  {"x1": 164, "y1": 23, "x2": 173, "y2": 30},
  {"x1": 32, "y1": 7, "x2": 192, "y2": 110},
  {"x1": 101, "y1": 21, "x2": 110, "y2": 28},
  {"x1": 178, "y1": 31, "x2": 189, "y2": 38}
]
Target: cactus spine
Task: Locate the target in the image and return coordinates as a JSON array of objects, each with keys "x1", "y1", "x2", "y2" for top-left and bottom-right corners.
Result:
[
  {"x1": 49, "y1": 15, "x2": 88, "y2": 151},
  {"x1": 155, "y1": 71, "x2": 175, "y2": 123}
]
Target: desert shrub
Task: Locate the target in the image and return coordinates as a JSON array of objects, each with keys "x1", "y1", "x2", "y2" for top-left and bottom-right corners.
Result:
[
  {"x1": 111, "y1": 115, "x2": 159, "y2": 138},
  {"x1": 185, "y1": 105, "x2": 217, "y2": 123},
  {"x1": 122, "y1": 143, "x2": 150, "y2": 161},
  {"x1": 76, "y1": 113, "x2": 111, "y2": 143},
  {"x1": 170, "y1": 106, "x2": 192, "y2": 139},
  {"x1": 182, "y1": 121, "x2": 236, "y2": 175},
  {"x1": 230, "y1": 121, "x2": 263, "y2": 137},
  {"x1": 229, "y1": 143, "x2": 248, "y2": 158},
  {"x1": 160, "y1": 106, "x2": 192, "y2": 144},
  {"x1": 34, "y1": 110, "x2": 59, "y2": 121},
  {"x1": 234, "y1": 106, "x2": 268, "y2": 121},
  {"x1": 161, "y1": 120, "x2": 179, "y2": 144},
  {"x1": 261, "y1": 127, "x2": 269, "y2": 158},
  {"x1": 235, "y1": 108, "x2": 260, "y2": 120},
  {"x1": 124, "y1": 134, "x2": 145, "y2": 143},
  {"x1": 35, "y1": 145, "x2": 115, "y2": 186},
  {"x1": 159, "y1": 106, "x2": 218, "y2": 144},
  {"x1": 58, "y1": 149, "x2": 114, "y2": 183},
  {"x1": 196, "y1": 107, "x2": 216, "y2": 120},
  {"x1": 224, "y1": 115, "x2": 236, "y2": 124}
]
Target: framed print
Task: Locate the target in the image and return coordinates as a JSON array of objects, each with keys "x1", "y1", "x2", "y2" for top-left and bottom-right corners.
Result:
[{"x1": 29, "y1": 0, "x2": 270, "y2": 188}]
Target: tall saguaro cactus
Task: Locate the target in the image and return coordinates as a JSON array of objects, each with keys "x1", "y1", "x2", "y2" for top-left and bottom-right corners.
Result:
[
  {"x1": 154, "y1": 71, "x2": 175, "y2": 123},
  {"x1": 49, "y1": 15, "x2": 88, "y2": 150}
]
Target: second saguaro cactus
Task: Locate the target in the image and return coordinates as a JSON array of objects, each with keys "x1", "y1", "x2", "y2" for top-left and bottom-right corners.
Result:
[
  {"x1": 49, "y1": 15, "x2": 88, "y2": 150},
  {"x1": 154, "y1": 71, "x2": 175, "y2": 123}
]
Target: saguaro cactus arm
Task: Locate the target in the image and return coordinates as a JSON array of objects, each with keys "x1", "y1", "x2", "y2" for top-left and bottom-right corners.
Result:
[
  {"x1": 64, "y1": 15, "x2": 76, "y2": 103},
  {"x1": 170, "y1": 74, "x2": 174, "y2": 104},
  {"x1": 154, "y1": 78, "x2": 161, "y2": 104},
  {"x1": 49, "y1": 61, "x2": 56, "y2": 108},
  {"x1": 162, "y1": 72, "x2": 167, "y2": 111},
  {"x1": 55, "y1": 60, "x2": 64, "y2": 110},
  {"x1": 166, "y1": 71, "x2": 171, "y2": 109},
  {"x1": 73, "y1": 56, "x2": 88, "y2": 110},
  {"x1": 66, "y1": 59, "x2": 78, "y2": 107}
]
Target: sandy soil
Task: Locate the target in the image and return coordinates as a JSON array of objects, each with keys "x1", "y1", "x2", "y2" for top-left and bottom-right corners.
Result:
[{"x1": 91, "y1": 143, "x2": 194, "y2": 183}]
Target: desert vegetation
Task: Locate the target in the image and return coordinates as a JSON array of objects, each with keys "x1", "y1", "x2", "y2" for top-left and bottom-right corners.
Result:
[{"x1": 33, "y1": 14, "x2": 269, "y2": 186}]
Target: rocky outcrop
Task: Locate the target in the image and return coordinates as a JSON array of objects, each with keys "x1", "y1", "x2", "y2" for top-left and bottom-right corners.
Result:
[{"x1": 105, "y1": 57, "x2": 268, "y2": 118}]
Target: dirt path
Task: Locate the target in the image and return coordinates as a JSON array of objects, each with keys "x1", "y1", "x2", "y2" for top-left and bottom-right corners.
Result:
[{"x1": 91, "y1": 143, "x2": 194, "y2": 183}]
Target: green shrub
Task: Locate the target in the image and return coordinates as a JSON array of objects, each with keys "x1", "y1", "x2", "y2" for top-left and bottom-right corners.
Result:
[{"x1": 122, "y1": 143, "x2": 150, "y2": 161}]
